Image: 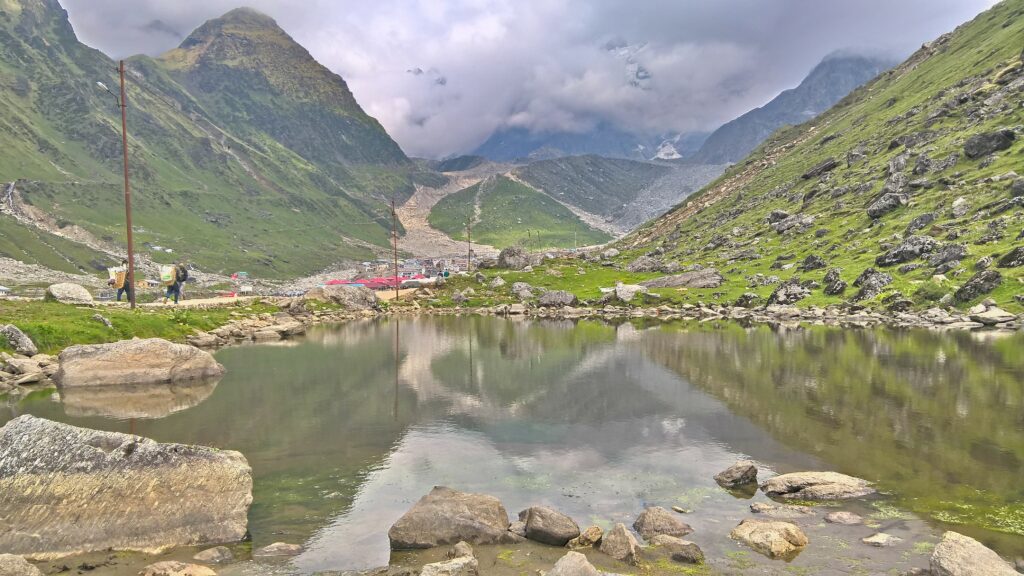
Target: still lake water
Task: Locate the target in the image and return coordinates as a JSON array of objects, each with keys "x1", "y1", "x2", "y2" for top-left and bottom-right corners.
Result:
[{"x1": 3, "y1": 317, "x2": 1023, "y2": 573}]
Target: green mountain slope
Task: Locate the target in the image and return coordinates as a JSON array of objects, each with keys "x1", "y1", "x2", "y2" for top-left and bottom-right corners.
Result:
[
  {"x1": 621, "y1": 0, "x2": 1024, "y2": 312},
  {"x1": 427, "y1": 175, "x2": 612, "y2": 250},
  {"x1": 0, "y1": 0, "x2": 437, "y2": 278}
]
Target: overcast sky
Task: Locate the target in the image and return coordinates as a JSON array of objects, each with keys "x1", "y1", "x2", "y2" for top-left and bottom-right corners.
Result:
[{"x1": 62, "y1": 0, "x2": 998, "y2": 158}]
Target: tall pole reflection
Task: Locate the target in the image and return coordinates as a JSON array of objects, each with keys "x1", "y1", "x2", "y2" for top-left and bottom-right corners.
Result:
[{"x1": 393, "y1": 317, "x2": 400, "y2": 421}]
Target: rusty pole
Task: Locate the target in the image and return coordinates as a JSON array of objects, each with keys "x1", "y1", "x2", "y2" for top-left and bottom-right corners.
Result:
[{"x1": 118, "y1": 60, "x2": 136, "y2": 309}]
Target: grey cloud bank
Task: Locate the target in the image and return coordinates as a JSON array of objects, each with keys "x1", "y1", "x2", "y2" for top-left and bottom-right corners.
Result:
[{"x1": 62, "y1": 0, "x2": 997, "y2": 158}]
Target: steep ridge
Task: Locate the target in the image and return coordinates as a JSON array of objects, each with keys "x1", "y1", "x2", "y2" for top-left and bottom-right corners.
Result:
[
  {"x1": 623, "y1": 0, "x2": 1024, "y2": 311},
  {"x1": 0, "y1": 0, "x2": 439, "y2": 278},
  {"x1": 691, "y1": 53, "x2": 896, "y2": 165}
]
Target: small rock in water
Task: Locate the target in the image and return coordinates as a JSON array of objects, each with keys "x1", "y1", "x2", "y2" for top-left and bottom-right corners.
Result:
[
  {"x1": 193, "y1": 546, "x2": 233, "y2": 564},
  {"x1": 598, "y1": 523, "x2": 640, "y2": 566},
  {"x1": 0, "y1": 554, "x2": 43, "y2": 576},
  {"x1": 714, "y1": 460, "x2": 758, "y2": 488},
  {"x1": 824, "y1": 511, "x2": 864, "y2": 525},
  {"x1": 760, "y1": 471, "x2": 875, "y2": 500},
  {"x1": 729, "y1": 519, "x2": 808, "y2": 559},
  {"x1": 447, "y1": 541, "x2": 474, "y2": 559},
  {"x1": 862, "y1": 533, "x2": 903, "y2": 547},
  {"x1": 520, "y1": 505, "x2": 580, "y2": 546},
  {"x1": 567, "y1": 526, "x2": 603, "y2": 549},
  {"x1": 749, "y1": 501, "x2": 815, "y2": 519},
  {"x1": 138, "y1": 561, "x2": 216, "y2": 576},
  {"x1": 648, "y1": 534, "x2": 705, "y2": 565},
  {"x1": 671, "y1": 506, "x2": 691, "y2": 514},
  {"x1": 633, "y1": 506, "x2": 693, "y2": 539},
  {"x1": 419, "y1": 555, "x2": 479, "y2": 576},
  {"x1": 253, "y1": 542, "x2": 303, "y2": 557},
  {"x1": 546, "y1": 551, "x2": 599, "y2": 576}
]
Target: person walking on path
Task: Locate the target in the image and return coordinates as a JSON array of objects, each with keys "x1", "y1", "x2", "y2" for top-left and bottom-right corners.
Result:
[
  {"x1": 115, "y1": 258, "x2": 133, "y2": 302},
  {"x1": 163, "y1": 262, "x2": 189, "y2": 305}
]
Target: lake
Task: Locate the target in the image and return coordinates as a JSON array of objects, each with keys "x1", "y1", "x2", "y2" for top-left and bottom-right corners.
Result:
[{"x1": 3, "y1": 316, "x2": 1022, "y2": 574}]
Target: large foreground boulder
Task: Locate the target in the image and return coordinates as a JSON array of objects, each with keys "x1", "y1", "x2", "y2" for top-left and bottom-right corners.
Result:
[
  {"x1": 640, "y1": 268, "x2": 724, "y2": 289},
  {"x1": 53, "y1": 338, "x2": 224, "y2": 387},
  {"x1": 0, "y1": 325, "x2": 38, "y2": 357},
  {"x1": 0, "y1": 415, "x2": 252, "y2": 559},
  {"x1": 760, "y1": 471, "x2": 875, "y2": 500},
  {"x1": 388, "y1": 486, "x2": 518, "y2": 549},
  {"x1": 930, "y1": 531, "x2": 1017, "y2": 575},
  {"x1": 304, "y1": 285, "x2": 378, "y2": 310},
  {"x1": 0, "y1": 555, "x2": 43, "y2": 576},
  {"x1": 497, "y1": 246, "x2": 531, "y2": 270},
  {"x1": 730, "y1": 519, "x2": 808, "y2": 559},
  {"x1": 45, "y1": 283, "x2": 93, "y2": 305}
]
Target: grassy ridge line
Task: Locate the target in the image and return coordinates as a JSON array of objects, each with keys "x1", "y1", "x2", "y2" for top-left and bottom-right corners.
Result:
[{"x1": 427, "y1": 175, "x2": 612, "y2": 250}]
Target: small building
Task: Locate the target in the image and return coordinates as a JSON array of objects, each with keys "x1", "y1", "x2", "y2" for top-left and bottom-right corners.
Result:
[{"x1": 0, "y1": 286, "x2": 9, "y2": 297}]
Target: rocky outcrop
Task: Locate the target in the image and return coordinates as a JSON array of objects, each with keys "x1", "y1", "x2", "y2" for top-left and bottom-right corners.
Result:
[
  {"x1": 633, "y1": 506, "x2": 692, "y2": 539},
  {"x1": 598, "y1": 523, "x2": 640, "y2": 565},
  {"x1": 823, "y1": 268, "x2": 847, "y2": 295},
  {"x1": 45, "y1": 283, "x2": 93, "y2": 305},
  {"x1": 768, "y1": 279, "x2": 810, "y2": 306},
  {"x1": 730, "y1": 519, "x2": 808, "y2": 559},
  {"x1": 497, "y1": 246, "x2": 531, "y2": 270},
  {"x1": 613, "y1": 284, "x2": 648, "y2": 303},
  {"x1": 963, "y1": 129, "x2": 1016, "y2": 159},
  {"x1": 0, "y1": 415, "x2": 252, "y2": 559},
  {"x1": 852, "y1": 268, "x2": 893, "y2": 301},
  {"x1": 546, "y1": 551, "x2": 599, "y2": 576},
  {"x1": 303, "y1": 285, "x2": 377, "y2": 310},
  {"x1": 714, "y1": 460, "x2": 758, "y2": 488},
  {"x1": 930, "y1": 531, "x2": 1017, "y2": 575},
  {"x1": 801, "y1": 157, "x2": 839, "y2": 179},
  {"x1": 640, "y1": 268, "x2": 724, "y2": 289},
  {"x1": 997, "y1": 246, "x2": 1024, "y2": 268},
  {"x1": 867, "y1": 193, "x2": 908, "y2": 219},
  {"x1": 954, "y1": 270, "x2": 1002, "y2": 303},
  {"x1": 538, "y1": 291, "x2": 578, "y2": 308},
  {"x1": 53, "y1": 339, "x2": 224, "y2": 388},
  {"x1": 0, "y1": 555, "x2": 43, "y2": 576},
  {"x1": 875, "y1": 236, "x2": 938, "y2": 266},
  {"x1": 760, "y1": 471, "x2": 875, "y2": 500},
  {"x1": 0, "y1": 325, "x2": 37, "y2": 357},
  {"x1": 389, "y1": 487, "x2": 517, "y2": 549},
  {"x1": 648, "y1": 535, "x2": 704, "y2": 564},
  {"x1": 520, "y1": 506, "x2": 580, "y2": 546}
]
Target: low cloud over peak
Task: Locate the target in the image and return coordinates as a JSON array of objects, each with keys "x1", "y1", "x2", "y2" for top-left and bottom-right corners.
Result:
[{"x1": 63, "y1": 0, "x2": 997, "y2": 158}]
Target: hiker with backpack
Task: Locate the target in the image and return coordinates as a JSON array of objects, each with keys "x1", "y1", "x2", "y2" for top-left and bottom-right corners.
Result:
[{"x1": 163, "y1": 262, "x2": 189, "y2": 304}]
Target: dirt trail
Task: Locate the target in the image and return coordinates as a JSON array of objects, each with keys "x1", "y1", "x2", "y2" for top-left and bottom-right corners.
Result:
[{"x1": 396, "y1": 165, "x2": 507, "y2": 259}]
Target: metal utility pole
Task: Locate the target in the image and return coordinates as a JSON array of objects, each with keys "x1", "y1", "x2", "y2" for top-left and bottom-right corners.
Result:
[
  {"x1": 466, "y1": 217, "x2": 472, "y2": 274},
  {"x1": 118, "y1": 60, "x2": 136, "y2": 309},
  {"x1": 391, "y1": 198, "x2": 399, "y2": 301}
]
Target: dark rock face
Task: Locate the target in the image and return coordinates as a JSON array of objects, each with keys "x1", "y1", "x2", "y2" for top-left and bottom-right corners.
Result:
[
  {"x1": 927, "y1": 244, "x2": 968, "y2": 267},
  {"x1": 734, "y1": 293, "x2": 762, "y2": 308},
  {"x1": 823, "y1": 268, "x2": 847, "y2": 295},
  {"x1": 801, "y1": 157, "x2": 839, "y2": 179},
  {"x1": 714, "y1": 461, "x2": 758, "y2": 488},
  {"x1": 771, "y1": 214, "x2": 815, "y2": 234},
  {"x1": 906, "y1": 212, "x2": 936, "y2": 234},
  {"x1": 0, "y1": 415, "x2": 252, "y2": 558},
  {"x1": 852, "y1": 268, "x2": 893, "y2": 301},
  {"x1": 963, "y1": 129, "x2": 1016, "y2": 159},
  {"x1": 997, "y1": 246, "x2": 1024, "y2": 268},
  {"x1": 867, "y1": 193, "x2": 908, "y2": 218},
  {"x1": 389, "y1": 487, "x2": 517, "y2": 549},
  {"x1": 1011, "y1": 179, "x2": 1024, "y2": 198},
  {"x1": 497, "y1": 246, "x2": 530, "y2": 270},
  {"x1": 520, "y1": 506, "x2": 580, "y2": 547},
  {"x1": 875, "y1": 236, "x2": 939, "y2": 266},
  {"x1": 799, "y1": 254, "x2": 827, "y2": 271},
  {"x1": 633, "y1": 507, "x2": 693, "y2": 540},
  {"x1": 538, "y1": 290, "x2": 578, "y2": 307},
  {"x1": 640, "y1": 268, "x2": 724, "y2": 289},
  {"x1": 766, "y1": 210, "x2": 790, "y2": 224},
  {"x1": 954, "y1": 270, "x2": 1002, "y2": 303},
  {"x1": 768, "y1": 279, "x2": 811, "y2": 305}
]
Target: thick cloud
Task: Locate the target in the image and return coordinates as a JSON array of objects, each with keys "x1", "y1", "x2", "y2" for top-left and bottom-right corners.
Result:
[{"x1": 62, "y1": 0, "x2": 997, "y2": 158}]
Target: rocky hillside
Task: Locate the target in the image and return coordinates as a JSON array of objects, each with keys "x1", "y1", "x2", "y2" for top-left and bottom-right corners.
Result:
[
  {"x1": 472, "y1": 124, "x2": 709, "y2": 163},
  {"x1": 691, "y1": 53, "x2": 896, "y2": 165},
  {"x1": 0, "y1": 0, "x2": 441, "y2": 279},
  {"x1": 512, "y1": 155, "x2": 726, "y2": 230},
  {"x1": 427, "y1": 175, "x2": 612, "y2": 250},
  {"x1": 622, "y1": 0, "x2": 1024, "y2": 312}
]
